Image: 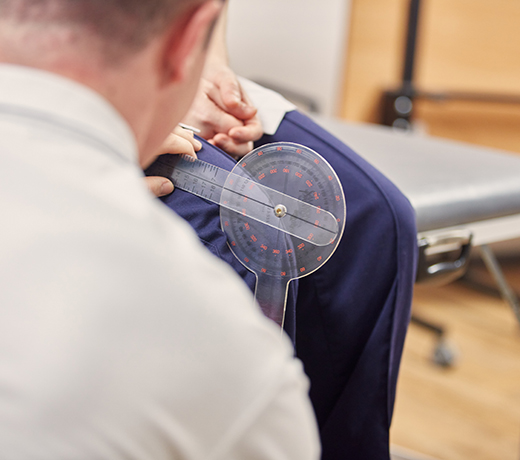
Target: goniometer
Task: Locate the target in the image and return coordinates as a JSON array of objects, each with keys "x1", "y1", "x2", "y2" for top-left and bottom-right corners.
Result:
[{"x1": 147, "y1": 142, "x2": 346, "y2": 330}]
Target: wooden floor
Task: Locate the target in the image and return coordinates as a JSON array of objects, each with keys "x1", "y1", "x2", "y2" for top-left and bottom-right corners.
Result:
[{"x1": 390, "y1": 257, "x2": 520, "y2": 460}]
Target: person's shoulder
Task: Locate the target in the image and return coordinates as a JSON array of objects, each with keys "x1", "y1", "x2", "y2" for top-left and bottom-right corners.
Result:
[
  {"x1": 87, "y1": 192, "x2": 310, "y2": 454},
  {"x1": 82, "y1": 180, "x2": 295, "y2": 371}
]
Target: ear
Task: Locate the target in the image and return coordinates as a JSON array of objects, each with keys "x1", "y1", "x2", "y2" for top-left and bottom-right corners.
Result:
[{"x1": 159, "y1": 0, "x2": 224, "y2": 86}]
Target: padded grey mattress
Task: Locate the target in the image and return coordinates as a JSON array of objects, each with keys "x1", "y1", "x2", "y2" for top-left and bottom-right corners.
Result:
[{"x1": 314, "y1": 116, "x2": 520, "y2": 233}]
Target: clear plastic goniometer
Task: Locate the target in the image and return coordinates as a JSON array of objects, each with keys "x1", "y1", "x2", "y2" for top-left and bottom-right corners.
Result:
[{"x1": 146, "y1": 142, "x2": 346, "y2": 330}]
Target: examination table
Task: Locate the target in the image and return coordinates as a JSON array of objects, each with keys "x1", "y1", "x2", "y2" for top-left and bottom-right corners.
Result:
[{"x1": 314, "y1": 116, "x2": 520, "y2": 365}]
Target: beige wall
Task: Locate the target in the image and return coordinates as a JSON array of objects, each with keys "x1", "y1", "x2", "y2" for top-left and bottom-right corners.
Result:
[
  {"x1": 227, "y1": 0, "x2": 351, "y2": 116},
  {"x1": 340, "y1": 0, "x2": 520, "y2": 153}
]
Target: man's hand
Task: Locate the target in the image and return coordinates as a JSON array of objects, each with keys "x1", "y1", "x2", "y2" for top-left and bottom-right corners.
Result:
[
  {"x1": 155, "y1": 125, "x2": 202, "y2": 158},
  {"x1": 145, "y1": 126, "x2": 202, "y2": 197},
  {"x1": 183, "y1": 61, "x2": 263, "y2": 158},
  {"x1": 145, "y1": 176, "x2": 175, "y2": 198}
]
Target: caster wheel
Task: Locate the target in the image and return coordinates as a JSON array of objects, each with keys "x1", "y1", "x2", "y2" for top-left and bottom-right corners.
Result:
[{"x1": 432, "y1": 339, "x2": 457, "y2": 368}]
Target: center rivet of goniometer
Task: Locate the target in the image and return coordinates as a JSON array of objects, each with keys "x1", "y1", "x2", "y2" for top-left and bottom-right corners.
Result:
[{"x1": 274, "y1": 204, "x2": 287, "y2": 218}]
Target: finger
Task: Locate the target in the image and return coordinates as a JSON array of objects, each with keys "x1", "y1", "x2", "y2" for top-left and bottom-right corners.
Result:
[
  {"x1": 183, "y1": 92, "x2": 244, "y2": 140},
  {"x1": 145, "y1": 176, "x2": 174, "y2": 197},
  {"x1": 158, "y1": 132, "x2": 199, "y2": 158},
  {"x1": 212, "y1": 133, "x2": 253, "y2": 158},
  {"x1": 202, "y1": 99, "x2": 246, "y2": 136},
  {"x1": 173, "y1": 126, "x2": 202, "y2": 153},
  {"x1": 220, "y1": 82, "x2": 256, "y2": 119},
  {"x1": 174, "y1": 125, "x2": 202, "y2": 152},
  {"x1": 206, "y1": 81, "x2": 241, "y2": 115},
  {"x1": 220, "y1": 79, "x2": 256, "y2": 111},
  {"x1": 213, "y1": 73, "x2": 258, "y2": 121},
  {"x1": 204, "y1": 76, "x2": 256, "y2": 121},
  {"x1": 228, "y1": 115, "x2": 263, "y2": 143}
]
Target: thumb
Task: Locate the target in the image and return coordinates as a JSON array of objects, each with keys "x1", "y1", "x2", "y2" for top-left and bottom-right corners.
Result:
[{"x1": 145, "y1": 176, "x2": 174, "y2": 197}]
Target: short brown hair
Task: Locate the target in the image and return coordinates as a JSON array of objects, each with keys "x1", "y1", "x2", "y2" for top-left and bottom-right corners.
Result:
[{"x1": 0, "y1": 0, "x2": 203, "y2": 55}]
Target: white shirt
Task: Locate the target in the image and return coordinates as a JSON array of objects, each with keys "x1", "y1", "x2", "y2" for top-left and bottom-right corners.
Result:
[{"x1": 0, "y1": 64, "x2": 320, "y2": 460}]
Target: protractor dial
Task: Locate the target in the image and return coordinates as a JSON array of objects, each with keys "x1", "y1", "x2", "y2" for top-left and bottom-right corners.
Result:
[{"x1": 221, "y1": 142, "x2": 346, "y2": 281}]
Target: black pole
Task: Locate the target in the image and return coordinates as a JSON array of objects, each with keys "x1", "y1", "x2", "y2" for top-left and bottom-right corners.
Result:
[
  {"x1": 380, "y1": 0, "x2": 422, "y2": 127},
  {"x1": 402, "y1": 0, "x2": 422, "y2": 92},
  {"x1": 382, "y1": 0, "x2": 520, "y2": 128}
]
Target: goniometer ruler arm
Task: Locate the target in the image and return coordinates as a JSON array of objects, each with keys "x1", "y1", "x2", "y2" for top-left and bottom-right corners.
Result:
[{"x1": 147, "y1": 155, "x2": 339, "y2": 246}]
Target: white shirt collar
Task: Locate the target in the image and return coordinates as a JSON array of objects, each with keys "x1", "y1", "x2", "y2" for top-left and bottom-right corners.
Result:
[{"x1": 0, "y1": 63, "x2": 138, "y2": 165}]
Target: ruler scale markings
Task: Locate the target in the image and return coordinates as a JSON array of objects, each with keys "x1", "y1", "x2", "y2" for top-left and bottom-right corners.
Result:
[{"x1": 150, "y1": 155, "x2": 338, "y2": 246}]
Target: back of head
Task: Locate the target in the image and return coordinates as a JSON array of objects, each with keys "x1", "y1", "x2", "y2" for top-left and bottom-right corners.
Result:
[
  {"x1": 0, "y1": 0, "x2": 202, "y2": 64},
  {"x1": 0, "y1": 0, "x2": 223, "y2": 168}
]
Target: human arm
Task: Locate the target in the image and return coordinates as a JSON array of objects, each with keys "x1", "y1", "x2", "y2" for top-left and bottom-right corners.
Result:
[
  {"x1": 182, "y1": 1, "x2": 263, "y2": 157},
  {"x1": 222, "y1": 359, "x2": 321, "y2": 460}
]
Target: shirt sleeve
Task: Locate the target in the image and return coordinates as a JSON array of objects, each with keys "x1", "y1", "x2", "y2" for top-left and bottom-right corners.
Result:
[{"x1": 216, "y1": 357, "x2": 321, "y2": 460}]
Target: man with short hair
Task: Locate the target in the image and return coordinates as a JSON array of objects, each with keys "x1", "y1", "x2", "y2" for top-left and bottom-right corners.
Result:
[{"x1": 0, "y1": 1, "x2": 320, "y2": 458}]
